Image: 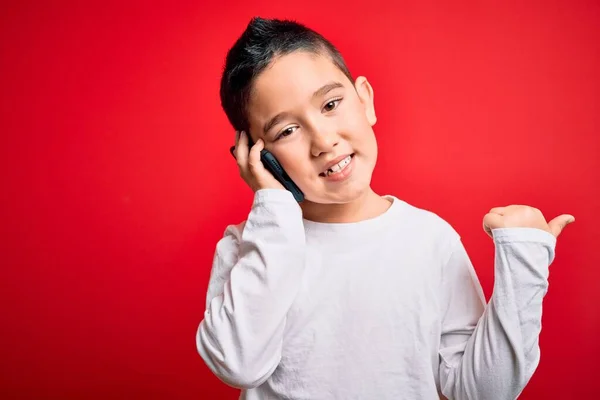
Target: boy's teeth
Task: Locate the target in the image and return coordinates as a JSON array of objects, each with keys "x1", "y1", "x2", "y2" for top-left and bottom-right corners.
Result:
[{"x1": 326, "y1": 156, "x2": 352, "y2": 176}]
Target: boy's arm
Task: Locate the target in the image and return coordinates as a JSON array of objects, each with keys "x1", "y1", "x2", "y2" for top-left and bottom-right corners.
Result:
[
  {"x1": 196, "y1": 189, "x2": 306, "y2": 389},
  {"x1": 438, "y1": 227, "x2": 556, "y2": 400}
]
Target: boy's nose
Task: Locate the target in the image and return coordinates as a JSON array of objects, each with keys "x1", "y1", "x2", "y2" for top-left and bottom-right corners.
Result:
[{"x1": 310, "y1": 130, "x2": 339, "y2": 157}]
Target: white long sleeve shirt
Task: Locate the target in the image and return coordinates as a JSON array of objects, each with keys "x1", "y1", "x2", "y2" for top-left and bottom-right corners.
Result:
[{"x1": 196, "y1": 189, "x2": 556, "y2": 399}]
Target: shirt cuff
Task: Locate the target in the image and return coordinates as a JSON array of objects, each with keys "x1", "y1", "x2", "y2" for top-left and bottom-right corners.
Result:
[{"x1": 491, "y1": 227, "x2": 557, "y2": 247}]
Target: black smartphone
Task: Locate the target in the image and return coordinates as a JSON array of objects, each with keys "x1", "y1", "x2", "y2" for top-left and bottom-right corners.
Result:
[{"x1": 230, "y1": 136, "x2": 304, "y2": 203}]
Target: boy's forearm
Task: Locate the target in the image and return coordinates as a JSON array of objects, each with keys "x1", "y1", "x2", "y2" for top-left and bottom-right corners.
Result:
[
  {"x1": 197, "y1": 189, "x2": 306, "y2": 389},
  {"x1": 441, "y1": 228, "x2": 556, "y2": 399}
]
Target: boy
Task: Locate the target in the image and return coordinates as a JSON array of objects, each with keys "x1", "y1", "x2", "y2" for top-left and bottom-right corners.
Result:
[{"x1": 196, "y1": 17, "x2": 574, "y2": 399}]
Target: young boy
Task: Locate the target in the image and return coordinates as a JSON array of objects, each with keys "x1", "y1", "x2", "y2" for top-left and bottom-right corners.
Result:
[{"x1": 196, "y1": 17, "x2": 574, "y2": 399}]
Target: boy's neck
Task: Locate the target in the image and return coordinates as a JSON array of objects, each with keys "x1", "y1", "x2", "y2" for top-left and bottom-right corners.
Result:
[{"x1": 300, "y1": 188, "x2": 392, "y2": 223}]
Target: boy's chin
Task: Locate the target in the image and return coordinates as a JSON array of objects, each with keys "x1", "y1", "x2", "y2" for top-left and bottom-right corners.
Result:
[{"x1": 303, "y1": 183, "x2": 372, "y2": 205}]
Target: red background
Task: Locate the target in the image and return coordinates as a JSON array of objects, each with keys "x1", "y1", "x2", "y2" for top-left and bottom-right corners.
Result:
[{"x1": 1, "y1": 1, "x2": 598, "y2": 398}]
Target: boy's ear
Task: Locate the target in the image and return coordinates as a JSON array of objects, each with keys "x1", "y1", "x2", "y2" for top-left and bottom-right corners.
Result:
[{"x1": 354, "y1": 76, "x2": 376, "y2": 126}]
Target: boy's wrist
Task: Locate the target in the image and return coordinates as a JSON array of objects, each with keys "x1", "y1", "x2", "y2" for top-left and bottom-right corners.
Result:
[{"x1": 253, "y1": 188, "x2": 297, "y2": 205}]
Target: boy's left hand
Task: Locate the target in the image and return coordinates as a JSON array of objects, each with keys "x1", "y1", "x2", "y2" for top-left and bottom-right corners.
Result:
[{"x1": 483, "y1": 205, "x2": 575, "y2": 239}]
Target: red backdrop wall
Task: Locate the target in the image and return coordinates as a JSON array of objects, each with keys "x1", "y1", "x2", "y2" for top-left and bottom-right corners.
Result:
[{"x1": 1, "y1": 1, "x2": 598, "y2": 398}]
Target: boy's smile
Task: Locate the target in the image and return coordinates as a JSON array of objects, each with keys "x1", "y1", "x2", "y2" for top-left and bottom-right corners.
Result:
[
  {"x1": 246, "y1": 50, "x2": 385, "y2": 220},
  {"x1": 319, "y1": 153, "x2": 355, "y2": 181}
]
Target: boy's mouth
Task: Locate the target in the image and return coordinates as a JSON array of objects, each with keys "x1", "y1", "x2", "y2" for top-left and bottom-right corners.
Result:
[{"x1": 319, "y1": 154, "x2": 355, "y2": 177}]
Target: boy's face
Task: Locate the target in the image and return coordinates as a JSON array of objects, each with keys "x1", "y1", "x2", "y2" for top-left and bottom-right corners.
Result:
[{"x1": 246, "y1": 50, "x2": 378, "y2": 205}]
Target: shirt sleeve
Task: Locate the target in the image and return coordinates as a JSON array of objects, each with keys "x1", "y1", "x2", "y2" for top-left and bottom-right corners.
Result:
[
  {"x1": 438, "y1": 227, "x2": 557, "y2": 400},
  {"x1": 196, "y1": 189, "x2": 306, "y2": 389}
]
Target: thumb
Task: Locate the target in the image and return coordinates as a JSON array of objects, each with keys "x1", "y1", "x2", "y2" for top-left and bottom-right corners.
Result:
[{"x1": 548, "y1": 214, "x2": 575, "y2": 237}]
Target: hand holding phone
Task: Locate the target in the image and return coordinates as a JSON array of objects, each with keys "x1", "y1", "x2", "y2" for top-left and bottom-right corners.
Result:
[{"x1": 230, "y1": 131, "x2": 304, "y2": 203}]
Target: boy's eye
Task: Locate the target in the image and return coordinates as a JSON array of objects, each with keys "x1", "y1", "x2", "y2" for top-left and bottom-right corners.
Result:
[
  {"x1": 276, "y1": 126, "x2": 298, "y2": 140},
  {"x1": 323, "y1": 98, "x2": 342, "y2": 112}
]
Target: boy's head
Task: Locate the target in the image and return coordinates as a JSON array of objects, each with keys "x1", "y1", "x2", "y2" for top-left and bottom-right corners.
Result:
[{"x1": 221, "y1": 17, "x2": 378, "y2": 206}]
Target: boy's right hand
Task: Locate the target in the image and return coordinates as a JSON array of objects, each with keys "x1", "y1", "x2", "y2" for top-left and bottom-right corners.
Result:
[{"x1": 232, "y1": 131, "x2": 285, "y2": 192}]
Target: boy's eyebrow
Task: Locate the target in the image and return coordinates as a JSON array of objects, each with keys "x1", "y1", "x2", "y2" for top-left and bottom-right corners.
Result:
[
  {"x1": 263, "y1": 81, "x2": 345, "y2": 134},
  {"x1": 263, "y1": 112, "x2": 290, "y2": 135},
  {"x1": 312, "y1": 81, "x2": 344, "y2": 99}
]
